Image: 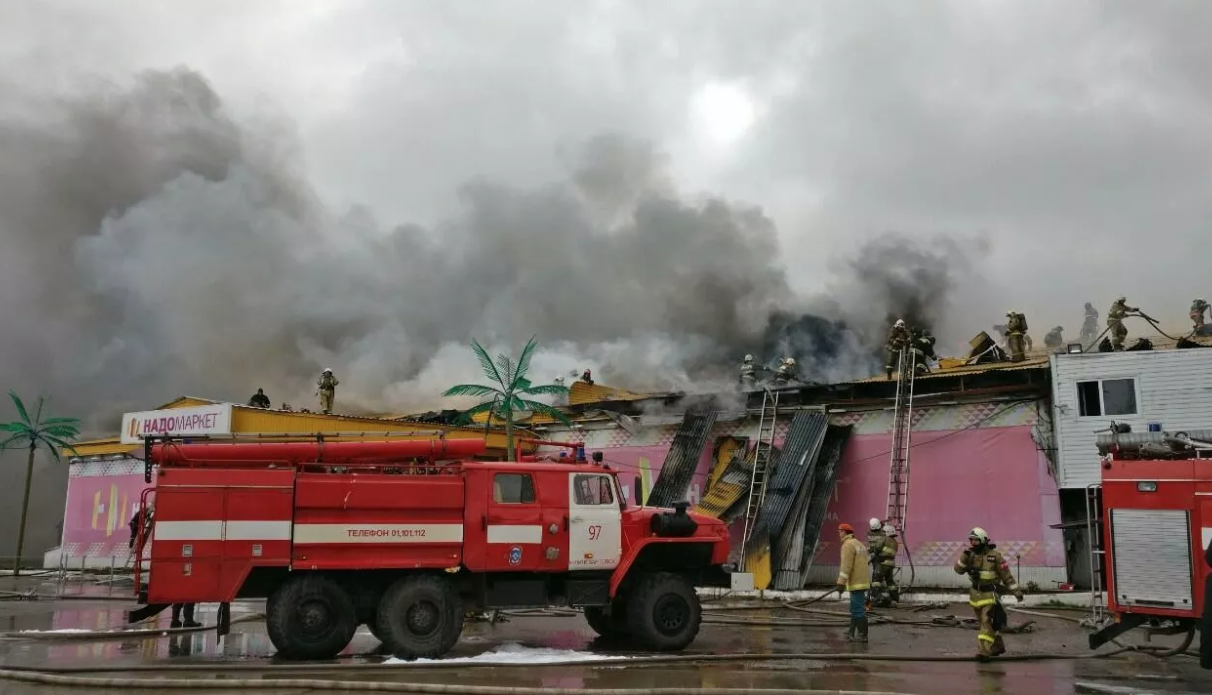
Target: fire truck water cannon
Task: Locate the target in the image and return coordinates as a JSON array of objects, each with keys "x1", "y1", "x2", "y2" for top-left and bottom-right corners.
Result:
[
  {"x1": 1087, "y1": 421, "x2": 1210, "y2": 653},
  {"x1": 129, "y1": 437, "x2": 739, "y2": 661}
]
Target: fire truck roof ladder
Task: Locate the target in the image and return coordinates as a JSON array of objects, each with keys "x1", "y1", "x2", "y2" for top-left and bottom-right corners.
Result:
[
  {"x1": 741, "y1": 387, "x2": 779, "y2": 549},
  {"x1": 885, "y1": 345, "x2": 915, "y2": 539},
  {"x1": 1085, "y1": 482, "x2": 1106, "y2": 624}
]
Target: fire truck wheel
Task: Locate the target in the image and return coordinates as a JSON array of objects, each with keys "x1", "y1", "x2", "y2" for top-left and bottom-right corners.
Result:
[
  {"x1": 583, "y1": 604, "x2": 629, "y2": 639},
  {"x1": 625, "y1": 572, "x2": 701, "y2": 651},
  {"x1": 266, "y1": 575, "x2": 359, "y2": 660},
  {"x1": 376, "y1": 574, "x2": 464, "y2": 659}
]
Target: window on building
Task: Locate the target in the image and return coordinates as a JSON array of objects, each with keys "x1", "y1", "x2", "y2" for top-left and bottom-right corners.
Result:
[
  {"x1": 493, "y1": 473, "x2": 536, "y2": 504},
  {"x1": 1076, "y1": 378, "x2": 1138, "y2": 417},
  {"x1": 573, "y1": 474, "x2": 615, "y2": 506}
]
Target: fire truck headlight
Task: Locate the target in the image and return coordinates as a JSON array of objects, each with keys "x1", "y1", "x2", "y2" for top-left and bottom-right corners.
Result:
[{"x1": 1136, "y1": 481, "x2": 1157, "y2": 492}]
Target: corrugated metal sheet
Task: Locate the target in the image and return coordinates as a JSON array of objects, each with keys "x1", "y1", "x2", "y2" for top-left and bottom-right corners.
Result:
[
  {"x1": 567, "y1": 381, "x2": 662, "y2": 406},
  {"x1": 646, "y1": 411, "x2": 717, "y2": 508},
  {"x1": 772, "y1": 504, "x2": 809, "y2": 590},
  {"x1": 793, "y1": 425, "x2": 853, "y2": 588},
  {"x1": 845, "y1": 357, "x2": 1050, "y2": 384},
  {"x1": 756, "y1": 411, "x2": 829, "y2": 537},
  {"x1": 693, "y1": 447, "x2": 751, "y2": 518}
]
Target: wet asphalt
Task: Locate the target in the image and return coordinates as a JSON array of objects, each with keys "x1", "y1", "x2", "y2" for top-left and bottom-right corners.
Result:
[{"x1": 0, "y1": 575, "x2": 1205, "y2": 695}]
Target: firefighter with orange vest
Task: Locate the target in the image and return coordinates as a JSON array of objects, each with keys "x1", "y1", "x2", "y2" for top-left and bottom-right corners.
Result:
[
  {"x1": 836, "y1": 523, "x2": 871, "y2": 642},
  {"x1": 953, "y1": 527, "x2": 1023, "y2": 660}
]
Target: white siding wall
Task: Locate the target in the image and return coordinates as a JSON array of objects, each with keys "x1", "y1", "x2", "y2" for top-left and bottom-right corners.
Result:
[{"x1": 1051, "y1": 349, "x2": 1212, "y2": 488}]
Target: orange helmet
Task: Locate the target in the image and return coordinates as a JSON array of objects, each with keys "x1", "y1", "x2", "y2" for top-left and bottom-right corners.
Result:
[{"x1": 838, "y1": 523, "x2": 854, "y2": 534}]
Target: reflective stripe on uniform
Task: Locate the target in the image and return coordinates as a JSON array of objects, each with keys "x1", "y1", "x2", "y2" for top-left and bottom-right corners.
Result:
[
  {"x1": 970, "y1": 598, "x2": 997, "y2": 608},
  {"x1": 979, "y1": 570, "x2": 997, "y2": 580},
  {"x1": 848, "y1": 583, "x2": 870, "y2": 591},
  {"x1": 977, "y1": 633, "x2": 996, "y2": 642}
]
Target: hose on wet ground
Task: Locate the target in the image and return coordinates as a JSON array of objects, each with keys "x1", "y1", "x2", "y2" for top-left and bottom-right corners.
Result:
[{"x1": 0, "y1": 612, "x2": 266, "y2": 641}]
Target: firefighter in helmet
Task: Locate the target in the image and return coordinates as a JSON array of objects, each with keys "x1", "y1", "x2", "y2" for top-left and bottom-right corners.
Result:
[
  {"x1": 836, "y1": 523, "x2": 871, "y2": 643},
  {"x1": 866, "y1": 518, "x2": 895, "y2": 607},
  {"x1": 953, "y1": 527, "x2": 1023, "y2": 660},
  {"x1": 880, "y1": 523, "x2": 900, "y2": 604},
  {"x1": 885, "y1": 319, "x2": 911, "y2": 380},
  {"x1": 316, "y1": 368, "x2": 339, "y2": 414},
  {"x1": 739, "y1": 354, "x2": 758, "y2": 388}
]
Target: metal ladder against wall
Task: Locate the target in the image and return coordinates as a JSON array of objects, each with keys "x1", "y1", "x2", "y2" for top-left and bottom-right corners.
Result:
[
  {"x1": 885, "y1": 346, "x2": 916, "y2": 534},
  {"x1": 741, "y1": 388, "x2": 780, "y2": 547},
  {"x1": 1085, "y1": 483, "x2": 1106, "y2": 624}
]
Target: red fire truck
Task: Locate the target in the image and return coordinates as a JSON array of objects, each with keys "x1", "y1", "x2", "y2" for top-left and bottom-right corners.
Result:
[
  {"x1": 1088, "y1": 425, "x2": 1210, "y2": 651},
  {"x1": 128, "y1": 436, "x2": 733, "y2": 660}
]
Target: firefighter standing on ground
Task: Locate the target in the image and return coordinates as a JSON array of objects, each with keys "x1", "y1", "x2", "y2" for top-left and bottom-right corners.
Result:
[
  {"x1": 880, "y1": 522, "x2": 900, "y2": 603},
  {"x1": 836, "y1": 523, "x2": 871, "y2": 643},
  {"x1": 953, "y1": 527, "x2": 1023, "y2": 659},
  {"x1": 866, "y1": 519, "x2": 898, "y2": 606}
]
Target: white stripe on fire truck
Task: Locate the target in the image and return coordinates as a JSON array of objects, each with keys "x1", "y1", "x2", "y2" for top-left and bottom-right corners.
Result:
[
  {"x1": 292, "y1": 523, "x2": 464, "y2": 544},
  {"x1": 486, "y1": 525, "x2": 542, "y2": 544},
  {"x1": 152, "y1": 520, "x2": 292, "y2": 542}
]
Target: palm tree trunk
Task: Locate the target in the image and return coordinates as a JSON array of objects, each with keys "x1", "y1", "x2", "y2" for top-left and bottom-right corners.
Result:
[
  {"x1": 505, "y1": 413, "x2": 515, "y2": 461},
  {"x1": 14, "y1": 445, "x2": 35, "y2": 577}
]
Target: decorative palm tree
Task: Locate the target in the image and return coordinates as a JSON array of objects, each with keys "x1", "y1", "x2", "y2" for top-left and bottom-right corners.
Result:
[
  {"x1": 1, "y1": 392, "x2": 81, "y2": 576},
  {"x1": 443, "y1": 335, "x2": 572, "y2": 460}
]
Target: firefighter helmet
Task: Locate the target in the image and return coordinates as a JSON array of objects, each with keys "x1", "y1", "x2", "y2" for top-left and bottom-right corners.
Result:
[
  {"x1": 968, "y1": 527, "x2": 989, "y2": 545},
  {"x1": 884, "y1": 524, "x2": 897, "y2": 537},
  {"x1": 744, "y1": 354, "x2": 754, "y2": 361},
  {"x1": 838, "y1": 523, "x2": 854, "y2": 534},
  {"x1": 869, "y1": 518, "x2": 883, "y2": 531},
  {"x1": 322, "y1": 368, "x2": 333, "y2": 374}
]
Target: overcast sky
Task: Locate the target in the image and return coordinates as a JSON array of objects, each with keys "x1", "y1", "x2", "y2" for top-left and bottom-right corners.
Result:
[{"x1": 1, "y1": 0, "x2": 1210, "y2": 420}]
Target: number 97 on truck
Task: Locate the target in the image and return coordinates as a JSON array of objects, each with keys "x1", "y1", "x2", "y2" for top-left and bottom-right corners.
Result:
[{"x1": 127, "y1": 436, "x2": 741, "y2": 660}]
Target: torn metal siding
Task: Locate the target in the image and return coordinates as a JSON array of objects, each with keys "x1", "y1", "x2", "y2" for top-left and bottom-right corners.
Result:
[
  {"x1": 790, "y1": 425, "x2": 853, "y2": 589},
  {"x1": 646, "y1": 411, "x2": 717, "y2": 508},
  {"x1": 693, "y1": 447, "x2": 751, "y2": 519},
  {"x1": 758, "y1": 411, "x2": 830, "y2": 538}
]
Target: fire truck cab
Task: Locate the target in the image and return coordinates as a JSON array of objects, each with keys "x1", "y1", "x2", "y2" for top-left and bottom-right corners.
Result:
[
  {"x1": 1088, "y1": 426, "x2": 1210, "y2": 650},
  {"x1": 129, "y1": 437, "x2": 734, "y2": 660}
]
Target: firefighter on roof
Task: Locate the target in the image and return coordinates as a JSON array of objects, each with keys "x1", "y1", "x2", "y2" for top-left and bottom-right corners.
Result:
[
  {"x1": 836, "y1": 523, "x2": 870, "y2": 643},
  {"x1": 1107, "y1": 297, "x2": 1138, "y2": 350},
  {"x1": 1080, "y1": 303, "x2": 1099, "y2": 345},
  {"x1": 316, "y1": 369, "x2": 339, "y2": 414},
  {"x1": 1044, "y1": 326, "x2": 1065, "y2": 350},
  {"x1": 739, "y1": 354, "x2": 758, "y2": 388},
  {"x1": 1005, "y1": 311, "x2": 1028, "y2": 362},
  {"x1": 953, "y1": 527, "x2": 1023, "y2": 660},
  {"x1": 885, "y1": 319, "x2": 912, "y2": 380},
  {"x1": 1191, "y1": 299, "x2": 1209, "y2": 334},
  {"x1": 911, "y1": 329, "x2": 936, "y2": 375},
  {"x1": 248, "y1": 388, "x2": 271, "y2": 409},
  {"x1": 774, "y1": 357, "x2": 797, "y2": 385}
]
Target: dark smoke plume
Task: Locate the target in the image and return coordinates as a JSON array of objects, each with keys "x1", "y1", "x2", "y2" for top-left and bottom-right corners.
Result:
[{"x1": 1, "y1": 67, "x2": 986, "y2": 426}]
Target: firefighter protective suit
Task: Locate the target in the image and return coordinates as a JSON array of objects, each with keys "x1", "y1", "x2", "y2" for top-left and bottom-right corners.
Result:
[
  {"x1": 953, "y1": 532, "x2": 1024, "y2": 659},
  {"x1": 317, "y1": 369, "x2": 339, "y2": 414},
  {"x1": 1080, "y1": 303, "x2": 1098, "y2": 345},
  {"x1": 866, "y1": 525, "x2": 898, "y2": 606},
  {"x1": 837, "y1": 525, "x2": 871, "y2": 643},
  {"x1": 885, "y1": 320, "x2": 911, "y2": 380},
  {"x1": 1005, "y1": 312, "x2": 1028, "y2": 362},
  {"x1": 1107, "y1": 298, "x2": 1137, "y2": 350}
]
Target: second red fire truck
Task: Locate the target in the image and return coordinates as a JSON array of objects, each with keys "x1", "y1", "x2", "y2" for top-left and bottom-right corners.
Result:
[{"x1": 128, "y1": 436, "x2": 735, "y2": 660}]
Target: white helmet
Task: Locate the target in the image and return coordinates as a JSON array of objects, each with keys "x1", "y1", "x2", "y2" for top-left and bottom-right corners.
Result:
[
  {"x1": 968, "y1": 527, "x2": 989, "y2": 545},
  {"x1": 786, "y1": 358, "x2": 795, "y2": 365},
  {"x1": 894, "y1": 319, "x2": 905, "y2": 328},
  {"x1": 323, "y1": 367, "x2": 333, "y2": 374},
  {"x1": 744, "y1": 354, "x2": 754, "y2": 361},
  {"x1": 883, "y1": 524, "x2": 897, "y2": 537},
  {"x1": 869, "y1": 518, "x2": 883, "y2": 531}
]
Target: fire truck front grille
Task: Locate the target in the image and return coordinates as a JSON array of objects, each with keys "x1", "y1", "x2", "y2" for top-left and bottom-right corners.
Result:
[{"x1": 1109, "y1": 508, "x2": 1194, "y2": 610}]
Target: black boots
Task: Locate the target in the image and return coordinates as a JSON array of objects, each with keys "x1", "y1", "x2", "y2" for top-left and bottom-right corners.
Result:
[
  {"x1": 846, "y1": 618, "x2": 870, "y2": 643},
  {"x1": 170, "y1": 603, "x2": 202, "y2": 629}
]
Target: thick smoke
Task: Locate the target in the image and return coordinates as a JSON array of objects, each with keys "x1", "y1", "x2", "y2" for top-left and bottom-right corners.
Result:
[{"x1": 1, "y1": 67, "x2": 984, "y2": 434}]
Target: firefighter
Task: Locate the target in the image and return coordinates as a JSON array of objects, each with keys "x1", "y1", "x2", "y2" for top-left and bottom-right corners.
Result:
[
  {"x1": 1044, "y1": 326, "x2": 1064, "y2": 350},
  {"x1": 1080, "y1": 303, "x2": 1098, "y2": 345},
  {"x1": 1107, "y1": 297, "x2": 1138, "y2": 351},
  {"x1": 885, "y1": 319, "x2": 912, "y2": 379},
  {"x1": 247, "y1": 388, "x2": 271, "y2": 409},
  {"x1": 739, "y1": 354, "x2": 758, "y2": 388},
  {"x1": 774, "y1": 357, "x2": 797, "y2": 385},
  {"x1": 911, "y1": 329, "x2": 936, "y2": 375},
  {"x1": 1005, "y1": 311, "x2": 1028, "y2": 362},
  {"x1": 836, "y1": 523, "x2": 871, "y2": 643},
  {"x1": 580, "y1": 369, "x2": 594, "y2": 385},
  {"x1": 316, "y1": 368, "x2": 339, "y2": 414},
  {"x1": 866, "y1": 518, "x2": 889, "y2": 607},
  {"x1": 1191, "y1": 299, "x2": 1209, "y2": 334},
  {"x1": 953, "y1": 527, "x2": 1023, "y2": 660},
  {"x1": 880, "y1": 523, "x2": 900, "y2": 604}
]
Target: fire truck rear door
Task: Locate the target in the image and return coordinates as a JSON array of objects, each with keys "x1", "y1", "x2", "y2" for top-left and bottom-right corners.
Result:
[{"x1": 568, "y1": 472, "x2": 621, "y2": 570}]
